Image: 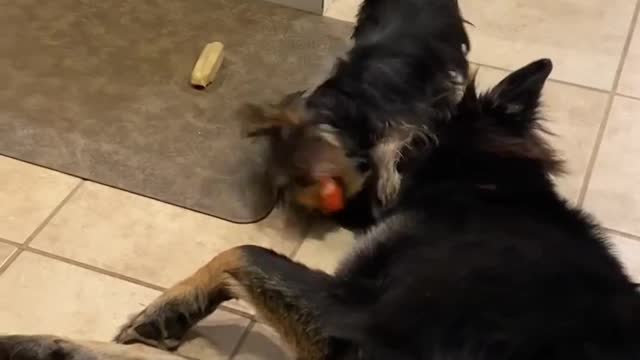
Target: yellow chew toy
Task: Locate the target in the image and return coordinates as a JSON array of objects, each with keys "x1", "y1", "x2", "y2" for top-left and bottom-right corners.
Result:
[{"x1": 191, "y1": 41, "x2": 224, "y2": 88}]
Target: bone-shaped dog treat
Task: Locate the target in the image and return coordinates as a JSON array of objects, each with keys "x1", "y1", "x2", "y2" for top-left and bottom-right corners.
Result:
[{"x1": 190, "y1": 41, "x2": 224, "y2": 88}]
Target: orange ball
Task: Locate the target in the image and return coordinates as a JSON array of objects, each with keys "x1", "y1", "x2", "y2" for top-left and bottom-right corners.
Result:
[{"x1": 318, "y1": 177, "x2": 345, "y2": 214}]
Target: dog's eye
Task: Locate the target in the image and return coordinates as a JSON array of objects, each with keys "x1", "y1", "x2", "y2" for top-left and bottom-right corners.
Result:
[
  {"x1": 353, "y1": 157, "x2": 370, "y2": 172},
  {"x1": 293, "y1": 176, "x2": 315, "y2": 187}
]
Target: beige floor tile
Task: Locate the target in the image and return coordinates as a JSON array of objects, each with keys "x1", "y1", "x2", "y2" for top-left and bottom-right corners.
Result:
[
  {"x1": 474, "y1": 66, "x2": 608, "y2": 203},
  {"x1": 175, "y1": 312, "x2": 250, "y2": 359},
  {"x1": 324, "y1": 0, "x2": 635, "y2": 90},
  {"x1": 30, "y1": 182, "x2": 306, "y2": 288},
  {"x1": 584, "y1": 96, "x2": 640, "y2": 235},
  {"x1": 294, "y1": 223, "x2": 355, "y2": 274},
  {"x1": 460, "y1": 0, "x2": 635, "y2": 89},
  {"x1": 618, "y1": 20, "x2": 640, "y2": 97},
  {"x1": 0, "y1": 251, "x2": 158, "y2": 339},
  {"x1": 324, "y1": 0, "x2": 336, "y2": 13},
  {"x1": 324, "y1": 0, "x2": 360, "y2": 22},
  {"x1": 0, "y1": 156, "x2": 79, "y2": 243},
  {"x1": 234, "y1": 323, "x2": 291, "y2": 360},
  {"x1": 0, "y1": 243, "x2": 16, "y2": 268},
  {"x1": 608, "y1": 233, "x2": 640, "y2": 282},
  {"x1": 0, "y1": 251, "x2": 248, "y2": 357}
]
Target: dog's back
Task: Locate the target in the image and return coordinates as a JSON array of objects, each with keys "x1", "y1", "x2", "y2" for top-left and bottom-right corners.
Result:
[
  {"x1": 307, "y1": 0, "x2": 470, "y2": 149},
  {"x1": 321, "y1": 59, "x2": 640, "y2": 359},
  {"x1": 329, "y1": 206, "x2": 640, "y2": 359},
  {"x1": 354, "y1": 0, "x2": 469, "y2": 52},
  {"x1": 246, "y1": 0, "x2": 474, "y2": 217}
]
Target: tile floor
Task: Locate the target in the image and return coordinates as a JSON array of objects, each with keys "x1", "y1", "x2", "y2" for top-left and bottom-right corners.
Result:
[{"x1": 1, "y1": 0, "x2": 640, "y2": 358}]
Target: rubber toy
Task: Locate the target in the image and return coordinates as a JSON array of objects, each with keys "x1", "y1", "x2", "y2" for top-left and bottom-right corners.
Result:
[{"x1": 319, "y1": 177, "x2": 345, "y2": 214}]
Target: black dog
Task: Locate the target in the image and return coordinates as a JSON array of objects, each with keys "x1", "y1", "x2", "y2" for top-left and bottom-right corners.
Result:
[
  {"x1": 102, "y1": 59, "x2": 639, "y2": 359},
  {"x1": 246, "y1": 0, "x2": 470, "y2": 220}
]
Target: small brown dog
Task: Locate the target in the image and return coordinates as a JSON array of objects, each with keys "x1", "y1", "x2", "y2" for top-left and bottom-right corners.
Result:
[
  {"x1": 244, "y1": 0, "x2": 470, "y2": 217},
  {"x1": 244, "y1": 92, "x2": 368, "y2": 213}
]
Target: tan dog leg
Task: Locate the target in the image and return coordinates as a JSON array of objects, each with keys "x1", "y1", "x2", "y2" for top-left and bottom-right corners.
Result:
[{"x1": 114, "y1": 245, "x2": 334, "y2": 360}]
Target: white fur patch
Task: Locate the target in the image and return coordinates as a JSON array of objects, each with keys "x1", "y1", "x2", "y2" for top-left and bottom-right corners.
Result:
[
  {"x1": 449, "y1": 70, "x2": 466, "y2": 103},
  {"x1": 372, "y1": 125, "x2": 432, "y2": 206},
  {"x1": 373, "y1": 139, "x2": 404, "y2": 206},
  {"x1": 315, "y1": 124, "x2": 342, "y2": 148}
]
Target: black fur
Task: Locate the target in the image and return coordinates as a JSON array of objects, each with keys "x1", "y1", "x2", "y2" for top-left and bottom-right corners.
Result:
[
  {"x1": 307, "y1": 0, "x2": 470, "y2": 149},
  {"x1": 110, "y1": 59, "x2": 640, "y2": 360},
  {"x1": 318, "y1": 59, "x2": 640, "y2": 359},
  {"x1": 248, "y1": 0, "x2": 471, "y2": 216}
]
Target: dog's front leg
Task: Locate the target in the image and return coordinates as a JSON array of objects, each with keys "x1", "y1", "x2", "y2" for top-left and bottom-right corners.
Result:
[{"x1": 114, "y1": 245, "x2": 336, "y2": 359}]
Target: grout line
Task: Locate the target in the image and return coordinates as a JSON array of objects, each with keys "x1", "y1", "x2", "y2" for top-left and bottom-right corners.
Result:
[
  {"x1": 617, "y1": 92, "x2": 640, "y2": 101},
  {"x1": 288, "y1": 220, "x2": 314, "y2": 259},
  {"x1": 178, "y1": 355, "x2": 199, "y2": 360},
  {"x1": 0, "y1": 154, "x2": 276, "y2": 226},
  {"x1": 0, "y1": 237, "x2": 21, "y2": 247},
  {"x1": 575, "y1": 97, "x2": 615, "y2": 206},
  {"x1": 19, "y1": 246, "x2": 256, "y2": 320},
  {"x1": 605, "y1": 227, "x2": 640, "y2": 242},
  {"x1": 23, "y1": 180, "x2": 85, "y2": 247},
  {"x1": 289, "y1": 233, "x2": 309, "y2": 259},
  {"x1": 24, "y1": 247, "x2": 166, "y2": 291},
  {"x1": 286, "y1": 211, "x2": 315, "y2": 259},
  {"x1": 471, "y1": 62, "x2": 611, "y2": 94},
  {"x1": 289, "y1": 241, "x2": 305, "y2": 260},
  {"x1": 229, "y1": 320, "x2": 256, "y2": 359},
  {"x1": 219, "y1": 304, "x2": 255, "y2": 320},
  {"x1": 0, "y1": 249, "x2": 23, "y2": 277},
  {"x1": 576, "y1": 0, "x2": 640, "y2": 206},
  {"x1": 0, "y1": 181, "x2": 85, "y2": 277},
  {"x1": 543, "y1": 78, "x2": 607, "y2": 94}
]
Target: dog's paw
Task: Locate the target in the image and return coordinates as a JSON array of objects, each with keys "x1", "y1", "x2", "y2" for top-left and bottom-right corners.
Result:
[{"x1": 114, "y1": 292, "x2": 199, "y2": 350}]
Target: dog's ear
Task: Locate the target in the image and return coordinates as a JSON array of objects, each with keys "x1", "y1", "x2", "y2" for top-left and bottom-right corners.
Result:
[
  {"x1": 478, "y1": 59, "x2": 563, "y2": 174},
  {"x1": 242, "y1": 91, "x2": 307, "y2": 136},
  {"x1": 458, "y1": 70, "x2": 481, "y2": 115},
  {"x1": 486, "y1": 59, "x2": 552, "y2": 128}
]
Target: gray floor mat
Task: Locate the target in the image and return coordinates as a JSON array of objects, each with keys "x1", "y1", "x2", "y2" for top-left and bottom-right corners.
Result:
[{"x1": 0, "y1": 0, "x2": 351, "y2": 222}]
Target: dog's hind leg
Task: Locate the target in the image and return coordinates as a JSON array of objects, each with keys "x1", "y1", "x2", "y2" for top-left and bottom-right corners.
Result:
[
  {"x1": 114, "y1": 245, "x2": 336, "y2": 359},
  {"x1": 0, "y1": 335, "x2": 189, "y2": 360}
]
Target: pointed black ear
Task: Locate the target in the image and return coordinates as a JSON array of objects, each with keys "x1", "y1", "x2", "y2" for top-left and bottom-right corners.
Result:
[
  {"x1": 459, "y1": 70, "x2": 480, "y2": 111},
  {"x1": 488, "y1": 59, "x2": 553, "y2": 121}
]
